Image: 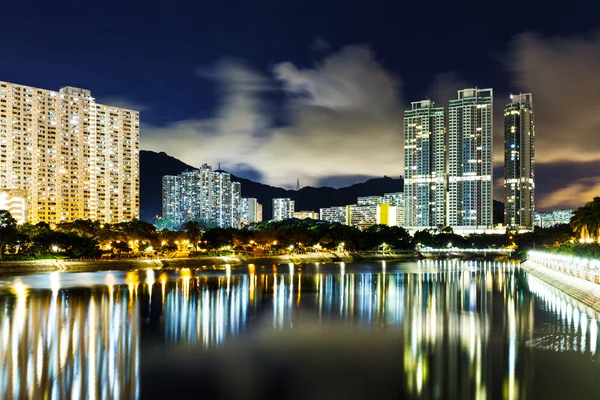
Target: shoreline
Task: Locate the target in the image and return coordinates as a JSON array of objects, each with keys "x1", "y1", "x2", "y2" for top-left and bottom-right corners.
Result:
[
  {"x1": 0, "y1": 252, "x2": 417, "y2": 276},
  {"x1": 0, "y1": 251, "x2": 511, "y2": 277},
  {"x1": 521, "y1": 260, "x2": 600, "y2": 313}
]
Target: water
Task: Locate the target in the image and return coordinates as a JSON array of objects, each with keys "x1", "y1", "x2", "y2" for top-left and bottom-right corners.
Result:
[{"x1": 1, "y1": 260, "x2": 599, "y2": 399}]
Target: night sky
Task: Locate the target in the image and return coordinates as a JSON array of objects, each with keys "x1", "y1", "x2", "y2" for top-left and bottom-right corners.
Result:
[{"x1": 2, "y1": 1, "x2": 599, "y2": 210}]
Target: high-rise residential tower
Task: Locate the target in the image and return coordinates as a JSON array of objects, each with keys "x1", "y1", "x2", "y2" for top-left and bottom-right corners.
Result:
[
  {"x1": 272, "y1": 198, "x2": 295, "y2": 221},
  {"x1": 161, "y1": 166, "x2": 241, "y2": 228},
  {"x1": 403, "y1": 100, "x2": 446, "y2": 228},
  {"x1": 241, "y1": 198, "x2": 261, "y2": 225},
  {"x1": 504, "y1": 94, "x2": 534, "y2": 230},
  {"x1": 448, "y1": 88, "x2": 493, "y2": 230},
  {"x1": 0, "y1": 81, "x2": 140, "y2": 224}
]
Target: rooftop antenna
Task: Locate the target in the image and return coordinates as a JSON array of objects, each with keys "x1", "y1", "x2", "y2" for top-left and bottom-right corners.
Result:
[{"x1": 296, "y1": 178, "x2": 300, "y2": 191}]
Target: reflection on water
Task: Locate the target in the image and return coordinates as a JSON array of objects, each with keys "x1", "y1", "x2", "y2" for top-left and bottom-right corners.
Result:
[
  {"x1": 0, "y1": 273, "x2": 139, "y2": 399},
  {"x1": 1, "y1": 261, "x2": 599, "y2": 399}
]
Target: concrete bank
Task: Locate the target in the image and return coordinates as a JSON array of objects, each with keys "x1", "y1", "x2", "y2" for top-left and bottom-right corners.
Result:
[
  {"x1": 521, "y1": 260, "x2": 600, "y2": 313},
  {"x1": 0, "y1": 252, "x2": 418, "y2": 276}
]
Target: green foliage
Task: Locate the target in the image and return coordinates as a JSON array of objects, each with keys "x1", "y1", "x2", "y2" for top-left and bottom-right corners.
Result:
[
  {"x1": 550, "y1": 242, "x2": 600, "y2": 259},
  {"x1": 571, "y1": 197, "x2": 600, "y2": 240},
  {"x1": 0, "y1": 210, "x2": 18, "y2": 259}
]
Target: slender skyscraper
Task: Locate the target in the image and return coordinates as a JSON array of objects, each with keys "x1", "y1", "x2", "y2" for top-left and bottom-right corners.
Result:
[
  {"x1": 504, "y1": 94, "x2": 534, "y2": 229},
  {"x1": 448, "y1": 88, "x2": 493, "y2": 230},
  {"x1": 404, "y1": 100, "x2": 446, "y2": 228}
]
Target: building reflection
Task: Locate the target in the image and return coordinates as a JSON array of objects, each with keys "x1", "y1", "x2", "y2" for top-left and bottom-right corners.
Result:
[
  {"x1": 157, "y1": 261, "x2": 599, "y2": 399},
  {"x1": 0, "y1": 273, "x2": 140, "y2": 400},
  {"x1": 1, "y1": 262, "x2": 599, "y2": 399},
  {"x1": 526, "y1": 273, "x2": 600, "y2": 356}
]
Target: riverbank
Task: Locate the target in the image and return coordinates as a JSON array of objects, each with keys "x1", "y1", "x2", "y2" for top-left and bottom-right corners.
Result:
[
  {"x1": 0, "y1": 251, "x2": 418, "y2": 276},
  {"x1": 521, "y1": 260, "x2": 600, "y2": 313}
]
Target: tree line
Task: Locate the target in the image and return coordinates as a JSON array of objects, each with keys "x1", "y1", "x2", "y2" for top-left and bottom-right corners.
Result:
[{"x1": 0, "y1": 195, "x2": 599, "y2": 260}]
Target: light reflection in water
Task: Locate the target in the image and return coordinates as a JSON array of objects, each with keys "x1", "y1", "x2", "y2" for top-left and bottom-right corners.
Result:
[
  {"x1": 1, "y1": 261, "x2": 599, "y2": 399},
  {"x1": 0, "y1": 281, "x2": 140, "y2": 400}
]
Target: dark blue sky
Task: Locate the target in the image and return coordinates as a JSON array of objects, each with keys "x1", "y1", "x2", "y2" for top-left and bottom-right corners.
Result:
[
  {"x1": 2, "y1": 0, "x2": 594, "y2": 123},
  {"x1": 2, "y1": 1, "x2": 600, "y2": 209}
]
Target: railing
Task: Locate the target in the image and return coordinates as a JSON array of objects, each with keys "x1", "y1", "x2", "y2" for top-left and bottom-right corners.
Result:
[
  {"x1": 419, "y1": 248, "x2": 514, "y2": 253},
  {"x1": 528, "y1": 250, "x2": 600, "y2": 284}
]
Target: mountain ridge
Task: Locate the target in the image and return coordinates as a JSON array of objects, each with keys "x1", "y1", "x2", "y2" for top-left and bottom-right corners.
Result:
[{"x1": 140, "y1": 150, "x2": 503, "y2": 223}]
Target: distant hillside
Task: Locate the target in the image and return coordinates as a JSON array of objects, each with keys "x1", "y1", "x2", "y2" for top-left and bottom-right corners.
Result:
[
  {"x1": 140, "y1": 151, "x2": 194, "y2": 221},
  {"x1": 230, "y1": 175, "x2": 404, "y2": 221},
  {"x1": 140, "y1": 150, "x2": 504, "y2": 223}
]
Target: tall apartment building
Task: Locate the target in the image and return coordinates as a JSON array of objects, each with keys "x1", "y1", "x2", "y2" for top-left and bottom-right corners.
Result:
[
  {"x1": 504, "y1": 94, "x2": 534, "y2": 230},
  {"x1": 404, "y1": 100, "x2": 446, "y2": 228},
  {"x1": 0, "y1": 81, "x2": 140, "y2": 224},
  {"x1": 241, "y1": 197, "x2": 262, "y2": 225},
  {"x1": 161, "y1": 165, "x2": 241, "y2": 228},
  {"x1": 272, "y1": 198, "x2": 295, "y2": 221},
  {"x1": 448, "y1": 88, "x2": 493, "y2": 230},
  {"x1": 162, "y1": 175, "x2": 182, "y2": 226}
]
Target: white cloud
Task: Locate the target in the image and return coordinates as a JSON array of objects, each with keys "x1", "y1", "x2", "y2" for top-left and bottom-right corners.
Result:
[
  {"x1": 509, "y1": 31, "x2": 600, "y2": 164},
  {"x1": 142, "y1": 46, "x2": 404, "y2": 188},
  {"x1": 538, "y1": 176, "x2": 600, "y2": 209}
]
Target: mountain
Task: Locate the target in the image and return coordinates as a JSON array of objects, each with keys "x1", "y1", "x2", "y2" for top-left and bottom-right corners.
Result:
[
  {"x1": 140, "y1": 151, "x2": 194, "y2": 222},
  {"x1": 230, "y1": 175, "x2": 404, "y2": 221},
  {"x1": 140, "y1": 150, "x2": 504, "y2": 223}
]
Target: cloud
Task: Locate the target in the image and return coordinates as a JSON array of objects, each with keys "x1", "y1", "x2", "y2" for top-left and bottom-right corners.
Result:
[
  {"x1": 508, "y1": 31, "x2": 600, "y2": 164},
  {"x1": 140, "y1": 32, "x2": 600, "y2": 210},
  {"x1": 142, "y1": 46, "x2": 404, "y2": 188},
  {"x1": 538, "y1": 176, "x2": 600, "y2": 210},
  {"x1": 97, "y1": 97, "x2": 149, "y2": 111}
]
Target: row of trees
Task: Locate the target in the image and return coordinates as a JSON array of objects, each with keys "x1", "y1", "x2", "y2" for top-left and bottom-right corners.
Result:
[{"x1": 1, "y1": 195, "x2": 599, "y2": 260}]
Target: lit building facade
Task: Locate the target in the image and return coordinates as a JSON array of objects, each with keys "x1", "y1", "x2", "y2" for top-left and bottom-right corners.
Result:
[
  {"x1": 534, "y1": 210, "x2": 573, "y2": 228},
  {"x1": 241, "y1": 197, "x2": 262, "y2": 225},
  {"x1": 349, "y1": 204, "x2": 378, "y2": 230},
  {"x1": 357, "y1": 196, "x2": 383, "y2": 206},
  {"x1": 448, "y1": 88, "x2": 493, "y2": 230},
  {"x1": 257, "y1": 204, "x2": 263, "y2": 223},
  {"x1": 0, "y1": 81, "x2": 140, "y2": 224},
  {"x1": 404, "y1": 100, "x2": 446, "y2": 228},
  {"x1": 384, "y1": 192, "x2": 405, "y2": 227},
  {"x1": 320, "y1": 206, "x2": 349, "y2": 225},
  {"x1": 294, "y1": 210, "x2": 319, "y2": 220},
  {"x1": 162, "y1": 165, "x2": 241, "y2": 228},
  {"x1": 0, "y1": 189, "x2": 27, "y2": 224},
  {"x1": 161, "y1": 175, "x2": 182, "y2": 226},
  {"x1": 272, "y1": 198, "x2": 295, "y2": 221},
  {"x1": 504, "y1": 94, "x2": 534, "y2": 230}
]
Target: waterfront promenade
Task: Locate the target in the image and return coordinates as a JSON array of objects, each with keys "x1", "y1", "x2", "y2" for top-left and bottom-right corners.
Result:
[{"x1": 523, "y1": 251, "x2": 600, "y2": 313}]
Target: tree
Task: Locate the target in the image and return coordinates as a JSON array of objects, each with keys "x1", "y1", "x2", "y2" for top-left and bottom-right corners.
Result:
[
  {"x1": 571, "y1": 197, "x2": 600, "y2": 242},
  {"x1": 0, "y1": 210, "x2": 18, "y2": 259}
]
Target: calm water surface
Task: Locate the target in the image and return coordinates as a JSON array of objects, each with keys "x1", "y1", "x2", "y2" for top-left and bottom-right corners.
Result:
[{"x1": 1, "y1": 261, "x2": 599, "y2": 399}]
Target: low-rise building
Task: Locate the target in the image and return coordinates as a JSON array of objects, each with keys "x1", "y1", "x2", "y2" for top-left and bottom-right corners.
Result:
[
  {"x1": 0, "y1": 189, "x2": 27, "y2": 224},
  {"x1": 294, "y1": 210, "x2": 319, "y2": 220},
  {"x1": 534, "y1": 210, "x2": 573, "y2": 228},
  {"x1": 320, "y1": 206, "x2": 349, "y2": 225}
]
